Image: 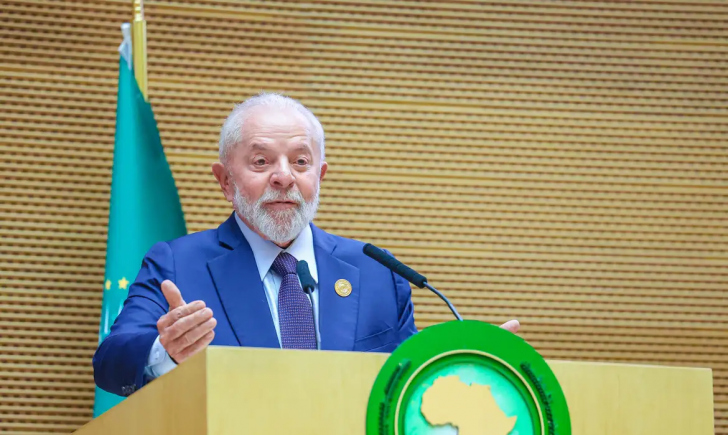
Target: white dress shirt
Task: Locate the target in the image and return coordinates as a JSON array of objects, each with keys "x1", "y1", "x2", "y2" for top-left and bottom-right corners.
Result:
[{"x1": 144, "y1": 214, "x2": 320, "y2": 379}]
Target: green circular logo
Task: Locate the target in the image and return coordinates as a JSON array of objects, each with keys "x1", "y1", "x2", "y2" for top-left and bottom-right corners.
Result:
[{"x1": 366, "y1": 320, "x2": 570, "y2": 435}]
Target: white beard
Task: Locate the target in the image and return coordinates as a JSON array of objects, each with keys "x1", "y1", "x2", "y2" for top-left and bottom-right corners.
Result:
[{"x1": 233, "y1": 183, "x2": 319, "y2": 244}]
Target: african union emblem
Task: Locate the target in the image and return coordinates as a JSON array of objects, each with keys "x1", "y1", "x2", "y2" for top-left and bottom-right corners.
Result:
[{"x1": 366, "y1": 320, "x2": 570, "y2": 435}]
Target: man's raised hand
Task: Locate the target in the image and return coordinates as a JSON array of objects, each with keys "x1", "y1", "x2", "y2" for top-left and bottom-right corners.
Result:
[
  {"x1": 500, "y1": 319, "x2": 520, "y2": 334},
  {"x1": 157, "y1": 280, "x2": 216, "y2": 364}
]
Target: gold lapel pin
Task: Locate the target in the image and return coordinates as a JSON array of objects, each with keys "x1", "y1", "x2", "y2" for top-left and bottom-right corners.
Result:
[{"x1": 335, "y1": 279, "x2": 352, "y2": 297}]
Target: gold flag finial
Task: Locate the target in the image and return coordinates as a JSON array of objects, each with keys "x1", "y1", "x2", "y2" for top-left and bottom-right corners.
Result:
[
  {"x1": 132, "y1": 0, "x2": 148, "y2": 99},
  {"x1": 133, "y1": 0, "x2": 144, "y2": 21}
]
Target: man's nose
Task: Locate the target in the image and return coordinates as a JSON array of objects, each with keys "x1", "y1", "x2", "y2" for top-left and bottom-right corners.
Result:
[{"x1": 270, "y1": 161, "x2": 295, "y2": 189}]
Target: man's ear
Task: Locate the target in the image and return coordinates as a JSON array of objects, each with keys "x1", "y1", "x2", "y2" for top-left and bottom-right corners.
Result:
[
  {"x1": 319, "y1": 161, "x2": 328, "y2": 182},
  {"x1": 211, "y1": 162, "x2": 234, "y2": 202}
]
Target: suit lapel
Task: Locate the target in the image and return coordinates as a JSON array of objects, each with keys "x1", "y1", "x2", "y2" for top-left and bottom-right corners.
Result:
[
  {"x1": 312, "y1": 225, "x2": 360, "y2": 351},
  {"x1": 207, "y1": 214, "x2": 279, "y2": 349}
]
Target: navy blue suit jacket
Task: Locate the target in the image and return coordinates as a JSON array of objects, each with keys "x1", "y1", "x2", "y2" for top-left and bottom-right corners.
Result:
[{"x1": 93, "y1": 214, "x2": 417, "y2": 396}]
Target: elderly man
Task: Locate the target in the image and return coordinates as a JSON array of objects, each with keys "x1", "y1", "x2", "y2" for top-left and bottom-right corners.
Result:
[{"x1": 93, "y1": 93, "x2": 518, "y2": 397}]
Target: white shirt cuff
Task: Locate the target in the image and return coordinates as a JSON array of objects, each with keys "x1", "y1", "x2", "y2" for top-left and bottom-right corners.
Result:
[{"x1": 144, "y1": 335, "x2": 177, "y2": 379}]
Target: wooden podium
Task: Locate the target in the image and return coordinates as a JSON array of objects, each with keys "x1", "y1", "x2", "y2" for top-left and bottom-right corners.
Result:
[{"x1": 75, "y1": 346, "x2": 714, "y2": 435}]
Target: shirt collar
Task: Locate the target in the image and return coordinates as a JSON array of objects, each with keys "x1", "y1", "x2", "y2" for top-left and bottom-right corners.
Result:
[{"x1": 234, "y1": 213, "x2": 318, "y2": 283}]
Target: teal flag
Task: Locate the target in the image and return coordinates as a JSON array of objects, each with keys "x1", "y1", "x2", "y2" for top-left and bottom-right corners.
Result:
[{"x1": 93, "y1": 54, "x2": 187, "y2": 416}]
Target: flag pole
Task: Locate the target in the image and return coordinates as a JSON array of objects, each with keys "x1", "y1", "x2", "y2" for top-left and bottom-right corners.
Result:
[{"x1": 132, "y1": 0, "x2": 148, "y2": 100}]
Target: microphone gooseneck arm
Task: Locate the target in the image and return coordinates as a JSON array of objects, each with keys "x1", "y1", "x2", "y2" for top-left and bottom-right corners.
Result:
[
  {"x1": 296, "y1": 260, "x2": 321, "y2": 349},
  {"x1": 423, "y1": 282, "x2": 463, "y2": 321},
  {"x1": 363, "y1": 243, "x2": 463, "y2": 322},
  {"x1": 304, "y1": 290, "x2": 320, "y2": 350}
]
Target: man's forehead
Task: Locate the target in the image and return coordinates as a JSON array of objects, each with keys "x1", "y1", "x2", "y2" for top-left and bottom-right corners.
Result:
[
  {"x1": 249, "y1": 141, "x2": 310, "y2": 152},
  {"x1": 243, "y1": 106, "x2": 311, "y2": 134}
]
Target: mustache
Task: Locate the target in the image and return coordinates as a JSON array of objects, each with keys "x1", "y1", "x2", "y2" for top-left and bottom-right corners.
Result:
[{"x1": 257, "y1": 188, "x2": 305, "y2": 206}]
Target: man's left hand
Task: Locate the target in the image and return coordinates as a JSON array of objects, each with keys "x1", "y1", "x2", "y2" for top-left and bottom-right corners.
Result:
[{"x1": 500, "y1": 319, "x2": 520, "y2": 333}]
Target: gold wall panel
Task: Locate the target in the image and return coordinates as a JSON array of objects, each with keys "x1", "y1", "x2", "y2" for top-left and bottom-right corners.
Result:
[{"x1": 1, "y1": 0, "x2": 726, "y2": 433}]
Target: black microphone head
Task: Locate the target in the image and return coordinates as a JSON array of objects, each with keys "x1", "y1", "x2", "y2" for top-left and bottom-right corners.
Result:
[
  {"x1": 296, "y1": 260, "x2": 316, "y2": 294},
  {"x1": 363, "y1": 243, "x2": 427, "y2": 288},
  {"x1": 363, "y1": 243, "x2": 384, "y2": 260}
]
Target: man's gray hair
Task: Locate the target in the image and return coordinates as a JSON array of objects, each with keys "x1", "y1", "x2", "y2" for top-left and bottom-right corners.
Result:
[{"x1": 218, "y1": 92, "x2": 325, "y2": 165}]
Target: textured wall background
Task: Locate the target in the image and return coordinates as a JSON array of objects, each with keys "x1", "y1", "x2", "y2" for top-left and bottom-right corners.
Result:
[{"x1": 1, "y1": 0, "x2": 726, "y2": 433}]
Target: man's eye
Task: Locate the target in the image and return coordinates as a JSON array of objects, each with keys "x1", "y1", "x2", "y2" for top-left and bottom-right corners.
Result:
[
  {"x1": 296, "y1": 158, "x2": 309, "y2": 166},
  {"x1": 254, "y1": 159, "x2": 266, "y2": 166}
]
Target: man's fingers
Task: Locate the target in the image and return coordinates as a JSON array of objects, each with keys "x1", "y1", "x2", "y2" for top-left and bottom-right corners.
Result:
[
  {"x1": 500, "y1": 319, "x2": 520, "y2": 334},
  {"x1": 161, "y1": 280, "x2": 186, "y2": 310},
  {"x1": 174, "y1": 331, "x2": 215, "y2": 364},
  {"x1": 156, "y1": 301, "x2": 206, "y2": 331},
  {"x1": 163, "y1": 309, "x2": 214, "y2": 344},
  {"x1": 169, "y1": 316, "x2": 217, "y2": 350},
  {"x1": 159, "y1": 307, "x2": 212, "y2": 344}
]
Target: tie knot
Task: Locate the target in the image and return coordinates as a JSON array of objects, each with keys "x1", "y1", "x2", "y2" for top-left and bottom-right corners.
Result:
[{"x1": 271, "y1": 252, "x2": 298, "y2": 277}]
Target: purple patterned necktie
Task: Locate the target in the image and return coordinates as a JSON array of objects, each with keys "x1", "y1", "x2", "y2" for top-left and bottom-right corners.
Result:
[{"x1": 271, "y1": 252, "x2": 316, "y2": 349}]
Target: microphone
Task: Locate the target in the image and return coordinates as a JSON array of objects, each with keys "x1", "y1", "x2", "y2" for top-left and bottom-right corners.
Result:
[
  {"x1": 363, "y1": 244, "x2": 427, "y2": 288},
  {"x1": 297, "y1": 260, "x2": 316, "y2": 295},
  {"x1": 363, "y1": 243, "x2": 463, "y2": 321},
  {"x1": 296, "y1": 260, "x2": 320, "y2": 349}
]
